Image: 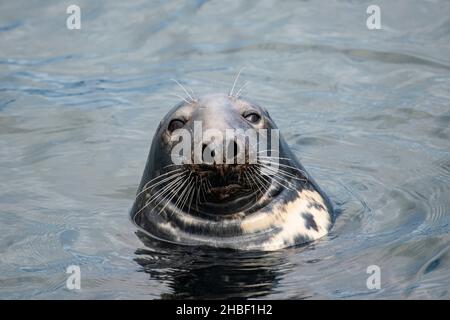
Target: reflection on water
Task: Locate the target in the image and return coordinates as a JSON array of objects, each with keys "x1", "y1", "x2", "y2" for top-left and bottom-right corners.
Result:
[
  {"x1": 134, "y1": 231, "x2": 287, "y2": 299},
  {"x1": 0, "y1": 0, "x2": 449, "y2": 299}
]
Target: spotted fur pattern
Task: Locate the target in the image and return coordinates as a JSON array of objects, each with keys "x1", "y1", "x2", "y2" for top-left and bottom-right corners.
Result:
[{"x1": 134, "y1": 185, "x2": 332, "y2": 251}]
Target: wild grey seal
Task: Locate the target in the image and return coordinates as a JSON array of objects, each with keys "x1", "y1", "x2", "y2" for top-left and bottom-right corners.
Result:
[{"x1": 131, "y1": 92, "x2": 333, "y2": 251}]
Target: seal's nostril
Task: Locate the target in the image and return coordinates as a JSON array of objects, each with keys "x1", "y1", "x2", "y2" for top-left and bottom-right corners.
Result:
[{"x1": 202, "y1": 143, "x2": 216, "y2": 162}]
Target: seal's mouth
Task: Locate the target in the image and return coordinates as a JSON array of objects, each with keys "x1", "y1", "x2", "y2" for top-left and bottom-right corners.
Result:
[
  {"x1": 137, "y1": 159, "x2": 288, "y2": 219},
  {"x1": 205, "y1": 170, "x2": 247, "y2": 202},
  {"x1": 183, "y1": 164, "x2": 264, "y2": 215}
]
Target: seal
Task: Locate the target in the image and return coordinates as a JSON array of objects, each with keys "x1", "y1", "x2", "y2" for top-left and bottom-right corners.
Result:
[{"x1": 131, "y1": 92, "x2": 333, "y2": 251}]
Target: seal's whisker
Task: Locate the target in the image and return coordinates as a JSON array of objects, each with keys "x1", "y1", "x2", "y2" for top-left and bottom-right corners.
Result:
[
  {"x1": 142, "y1": 174, "x2": 186, "y2": 209},
  {"x1": 142, "y1": 176, "x2": 185, "y2": 210},
  {"x1": 171, "y1": 93, "x2": 191, "y2": 104},
  {"x1": 266, "y1": 169, "x2": 307, "y2": 185},
  {"x1": 182, "y1": 186, "x2": 194, "y2": 214},
  {"x1": 156, "y1": 171, "x2": 192, "y2": 215},
  {"x1": 259, "y1": 161, "x2": 309, "y2": 181},
  {"x1": 186, "y1": 178, "x2": 197, "y2": 215},
  {"x1": 172, "y1": 176, "x2": 193, "y2": 215},
  {"x1": 161, "y1": 163, "x2": 185, "y2": 171},
  {"x1": 258, "y1": 162, "x2": 298, "y2": 191},
  {"x1": 187, "y1": 86, "x2": 197, "y2": 101},
  {"x1": 195, "y1": 176, "x2": 203, "y2": 210},
  {"x1": 257, "y1": 158, "x2": 309, "y2": 179},
  {"x1": 171, "y1": 79, "x2": 195, "y2": 102},
  {"x1": 138, "y1": 170, "x2": 183, "y2": 196},
  {"x1": 249, "y1": 166, "x2": 270, "y2": 193},
  {"x1": 257, "y1": 162, "x2": 308, "y2": 183},
  {"x1": 253, "y1": 168, "x2": 294, "y2": 191},
  {"x1": 183, "y1": 177, "x2": 196, "y2": 213},
  {"x1": 132, "y1": 173, "x2": 186, "y2": 225},
  {"x1": 200, "y1": 178, "x2": 208, "y2": 204},
  {"x1": 136, "y1": 169, "x2": 184, "y2": 199},
  {"x1": 256, "y1": 166, "x2": 298, "y2": 191},
  {"x1": 242, "y1": 170, "x2": 252, "y2": 188},
  {"x1": 174, "y1": 176, "x2": 195, "y2": 217},
  {"x1": 258, "y1": 163, "x2": 308, "y2": 183},
  {"x1": 172, "y1": 178, "x2": 193, "y2": 214},
  {"x1": 256, "y1": 153, "x2": 292, "y2": 161},
  {"x1": 268, "y1": 175, "x2": 296, "y2": 192},
  {"x1": 184, "y1": 185, "x2": 193, "y2": 214},
  {"x1": 257, "y1": 153, "x2": 291, "y2": 161},
  {"x1": 191, "y1": 176, "x2": 198, "y2": 210},
  {"x1": 188, "y1": 177, "x2": 198, "y2": 213},
  {"x1": 244, "y1": 168, "x2": 262, "y2": 195},
  {"x1": 229, "y1": 67, "x2": 245, "y2": 97},
  {"x1": 140, "y1": 167, "x2": 182, "y2": 187},
  {"x1": 155, "y1": 180, "x2": 185, "y2": 216},
  {"x1": 243, "y1": 169, "x2": 262, "y2": 201},
  {"x1": 206, "y1": 178, "x2": 213, "y2": 193},
  {"x1": 235, "y1": 81, "x2": 249, "y2": 98},
  {"x1": 252, "y1": 172, "x2": 270, "y2": 194}
]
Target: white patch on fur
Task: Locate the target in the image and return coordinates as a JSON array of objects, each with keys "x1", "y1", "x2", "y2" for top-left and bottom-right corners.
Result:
[{"x1": 240, "y1": 189, "x2": 331, "y2": 251}]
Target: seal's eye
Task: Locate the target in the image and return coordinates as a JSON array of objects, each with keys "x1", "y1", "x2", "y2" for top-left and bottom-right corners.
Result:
[
  {"x1": 168, "y1": 119, "x2": 185, "y2": 132},
  {"x1": 244, "y1": 112, "x2": 261, "y2": 123}
]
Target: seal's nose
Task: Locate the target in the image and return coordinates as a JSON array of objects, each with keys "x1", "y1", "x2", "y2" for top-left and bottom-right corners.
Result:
[
  {"x1": 201, "y1": 140, "x2": 241, "y2": 164},
  {"x1": 202, "y1": 143, "x2": 215, "y2": 159}
]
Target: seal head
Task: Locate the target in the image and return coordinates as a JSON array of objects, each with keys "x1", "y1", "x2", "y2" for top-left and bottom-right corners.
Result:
[{"x1": 131, "y1": 93, "x2": 333, "y2": 250}]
